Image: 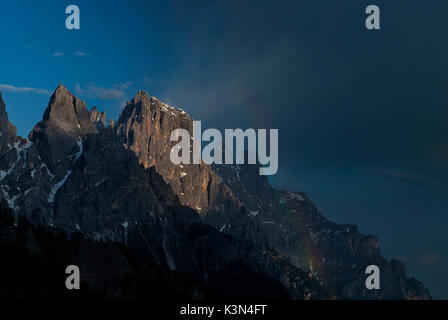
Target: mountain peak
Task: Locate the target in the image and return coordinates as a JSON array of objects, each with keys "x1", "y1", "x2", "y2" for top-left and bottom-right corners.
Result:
[
  {"x1": 41, "y1": 85, "x2": 94, "y2": 134},
  {"x1": 29, "y1": 85, "x2": 97, "y2": 173},
  {"x1": 0, "y1": 91, "x2": 5, "y2": 114},
  {"x1": 0, "y1": 91, "x2": 9, "y2": 117},
  {"x1": 56, "y1": 83, "x2": 67, "y2": 90},
  {"x1": 0, "y1": 91, "x2": 18, "y2": 152},
  {"x1": 90, "y1": 106, "x2": 107, "y2": 130},
  {"x1": 135, "y1": 90, "x2": 150, "y2": 101},
  {"x1": 49, "y1": 84, "x2": 70, "y2": 101},
  {"x1": 43, "y1": 85, "x2": 75, "y2": 121},
  {"x1": 0, "y1": 91, "x2": 16, "y2": 131}
]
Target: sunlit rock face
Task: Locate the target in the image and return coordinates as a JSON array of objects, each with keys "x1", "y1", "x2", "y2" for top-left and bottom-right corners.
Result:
[{"x1": 116, "y1": 91, "x2": 242, "y2": 218}]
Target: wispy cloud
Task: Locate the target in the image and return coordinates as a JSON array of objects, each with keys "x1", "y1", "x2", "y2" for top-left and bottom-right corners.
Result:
[
  {"x1": 24, "y1": 43, "x2": 37, "y2": 49},
  {"x1": 75, "y1": 51, "x2": 91, "y2": 57},
  {"x1": 75, "y1": 82, "x2": 130, "y2": 99},
  {"x1": 52, "y1": 52, "x2": 64, "y2": 58},
  {"x1": 0, "y1": 84, "x2": 51, "y2": 96},
  {"x1": 114, "y1": 82, "x2": 132, "y2": 90}
]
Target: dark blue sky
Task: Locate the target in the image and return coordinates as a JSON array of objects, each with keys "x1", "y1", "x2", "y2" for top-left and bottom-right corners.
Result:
[{"x1": 0, "y1": 0, "x2": 447, "y2": 298}]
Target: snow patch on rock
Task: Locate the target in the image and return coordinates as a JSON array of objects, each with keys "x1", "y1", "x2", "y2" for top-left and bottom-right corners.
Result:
[{"x1": 48, "y1": 170, "x2": 72, "y2": 203}]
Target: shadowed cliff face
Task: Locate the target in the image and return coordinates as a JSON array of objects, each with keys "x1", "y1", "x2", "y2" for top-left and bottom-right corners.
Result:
[
  {"x1": 29, "y1": 84, "x2": 98, "y2": 176},
  {"x1": 0, "y1": 86, "x2": 432, "y2": 300}
]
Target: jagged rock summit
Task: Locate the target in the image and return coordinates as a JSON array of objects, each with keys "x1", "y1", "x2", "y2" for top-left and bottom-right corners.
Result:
[
  {"x1": 29, "y1": 84, "x2": 97, "y2": 175},
  {"x1": 0, "y1": 91, "x2": 18, "y2": 153}
]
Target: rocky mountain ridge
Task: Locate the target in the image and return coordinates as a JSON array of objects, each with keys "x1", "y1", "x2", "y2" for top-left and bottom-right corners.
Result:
[
  {"x1": 113, "y1": 88, "x2": 431, "y2": 299},
  {"x1": 0, "y1": 85, "x2": 431, "y2": 300}
]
